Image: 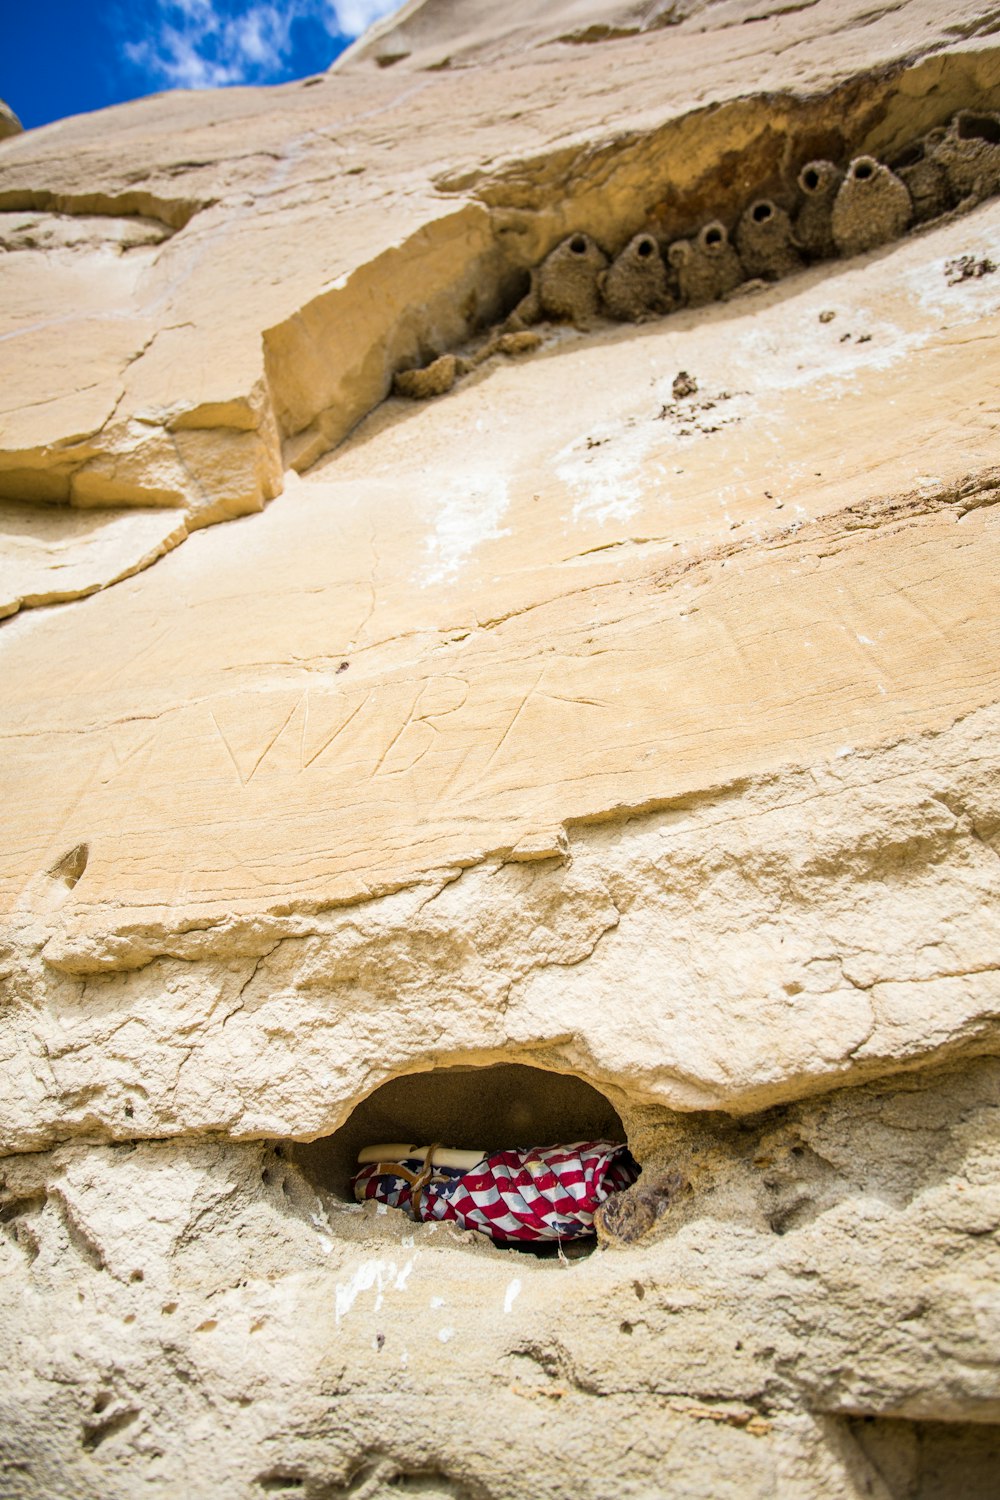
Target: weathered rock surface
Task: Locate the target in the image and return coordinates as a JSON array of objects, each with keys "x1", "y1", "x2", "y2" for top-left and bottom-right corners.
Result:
[
  {"x1": 3, "y1": 1055, "x2": 1000, "y2": 1498},
  {"x1": 2, "y1": 1, "x2": 1000, "y2": 1496},
  {"x1": 0, "y1": 99, "x2": 22, "y2": 140}
]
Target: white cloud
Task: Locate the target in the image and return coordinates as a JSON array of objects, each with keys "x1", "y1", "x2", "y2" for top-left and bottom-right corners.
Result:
[
  {"x1": 327, "y1": 0, "x2": 400, "y2": 36},
  {"x1": 120, "y1": 0, "x2": 401, "y2": 92}
]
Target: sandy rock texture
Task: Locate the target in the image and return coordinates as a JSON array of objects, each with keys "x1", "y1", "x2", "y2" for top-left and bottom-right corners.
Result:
[
  {"x1": 2, "y1": 0, "x2": 1000, "y2": 1495},
  {"x1": 3, "y1": 1055, "x2": 1000, "y2": 1499},
  {"x1": 0, "y1": 100, "x2": 22, "y2": 141}
]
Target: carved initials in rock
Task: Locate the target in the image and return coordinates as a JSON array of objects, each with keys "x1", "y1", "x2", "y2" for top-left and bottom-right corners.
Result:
[
  {"x1": 204, "y1": 667, "x2": 612, "y2": 793},
  {"x1": 372, "y1": 674, "x2": 469, "y2": 778},
  {"x1": 208, "y1": 674, "x2": 471, "y2": 787}
]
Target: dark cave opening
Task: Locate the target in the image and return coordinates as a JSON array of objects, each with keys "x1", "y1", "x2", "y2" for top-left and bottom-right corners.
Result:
[
  {"x1": 294, "y1": 1063, "x2": 628, "y2": 1202},
  {"x1": 291, "y1": 1064, "x2": 632, "y2": 1255}
]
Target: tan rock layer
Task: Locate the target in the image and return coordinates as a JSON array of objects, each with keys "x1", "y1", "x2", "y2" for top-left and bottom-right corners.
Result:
[
  {"x1": 2, "y1": 698, "x2": 998, "y2": 1153},
  {"x1": 5, "y1": 481, "x2": 998, "y2": 943},
  {"x1": 1, "y1": 1053, "x2": 998, "y2": 1497},
  {"x1": 0, "y1": 99, "x2": 22, "y2": 141},
  {"x1": 0, "y1": 14, "x2": 997, "y2": 601}
]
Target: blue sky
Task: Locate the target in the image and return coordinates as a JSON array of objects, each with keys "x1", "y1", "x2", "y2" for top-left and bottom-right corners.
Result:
[{"x1": 2, "y1": 0, "x2": 402, "y2": 131}]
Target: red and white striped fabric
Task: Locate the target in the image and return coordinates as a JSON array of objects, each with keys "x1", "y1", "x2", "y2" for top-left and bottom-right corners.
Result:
[{"x1": 352, "y1": 1140, "x2": 639, "y2": 1244}]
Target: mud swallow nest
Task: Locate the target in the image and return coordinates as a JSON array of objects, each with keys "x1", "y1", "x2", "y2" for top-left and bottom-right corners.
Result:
[{"x1": 395, "y1": 104, "x2": 1000, "y2": 399}]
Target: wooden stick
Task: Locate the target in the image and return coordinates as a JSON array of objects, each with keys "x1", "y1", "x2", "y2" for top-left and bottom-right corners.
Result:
[{"x1": 356, "y1": 1142, "x2": 485, "y2": 1170}]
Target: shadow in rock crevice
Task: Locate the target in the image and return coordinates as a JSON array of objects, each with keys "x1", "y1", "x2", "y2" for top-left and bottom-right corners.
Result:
[
  {"x1": 844, "y1": 1414, "x2": 1000, "y2": 1500},
  {"x1": 291, "y1": 1062, "x2": 628, "y2": 1204}
]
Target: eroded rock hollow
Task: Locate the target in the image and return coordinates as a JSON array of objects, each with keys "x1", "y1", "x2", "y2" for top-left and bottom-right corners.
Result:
[{"x1": 2, "y1": 2, "x2": 1000, "y2": 1496}]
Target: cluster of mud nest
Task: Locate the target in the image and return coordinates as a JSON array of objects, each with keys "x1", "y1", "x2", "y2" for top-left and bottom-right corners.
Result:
[{"x1": 395, "y1": 107, "x2": 1000, "y2": 399}]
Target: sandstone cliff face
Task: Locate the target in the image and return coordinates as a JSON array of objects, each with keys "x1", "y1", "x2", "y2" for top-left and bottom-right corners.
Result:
[
  {"x1": 2, "y1": 3, "x2": 1000, "y2": 1497},
  {"x1": 0, "y1": 100, "x2": 22, "y2": 141}
]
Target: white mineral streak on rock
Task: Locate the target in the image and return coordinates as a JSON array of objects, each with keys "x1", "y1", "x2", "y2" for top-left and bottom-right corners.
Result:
[
  {"x1": 336, "y1": 1257, "x2": 415, "y2": 1322},
  {"x1": 419, "y1": 470, "x2": 510, "y2": 584}
]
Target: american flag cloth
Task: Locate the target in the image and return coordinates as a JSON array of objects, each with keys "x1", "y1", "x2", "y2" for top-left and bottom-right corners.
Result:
[{"x1": 352, "y1": 1140, "x2": 639, "y2": 1243}]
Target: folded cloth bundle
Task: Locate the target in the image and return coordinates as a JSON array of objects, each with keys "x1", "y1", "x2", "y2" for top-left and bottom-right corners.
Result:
[{"x1": 352, "y1": 1140, "x2": 639, "y2": 1243}]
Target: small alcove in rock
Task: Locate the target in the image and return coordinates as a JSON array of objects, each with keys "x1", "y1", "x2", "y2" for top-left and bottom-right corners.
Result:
[{"x1": 292, "y1": 1064, "x2": 633, "y2": 1254}]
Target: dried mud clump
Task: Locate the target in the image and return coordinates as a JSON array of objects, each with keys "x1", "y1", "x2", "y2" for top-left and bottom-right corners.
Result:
[
  {"x1": 394, "y1": 330, "x2": 542, "y2": 400},
  {"x1": 394, "y1": 352, "x2": 465, "y2": 398},
  {"x1": 595, "y1": 1169, "x2": 692, "y2": 1245},
  {"x1": 668, "y1": 221, "x2": 744, "y2": 307},
  {"x1": 485, "y1": 329, "x2": 544, "y2": 357},
  {"x1": 793, "y1": 160, "x2": 843, "y2": 259},
  {"x1": 893, "y1": 130, "x2": 954, "y2": 223},
  {"x1": 735, "y1": 198, "x2": 803, "y2": 280},
  {"x1": 831, "y1": 155, "x2": 912, "y2": 256},
  {"x1": 944, "y1": 253, "x2": 997, "y2": 284},
  {"x1": 599, "y1": 231, "x2": 673, "y2": 320},
  {"x1": 511, "y1": 231, "x2": 609, "y2": 327},
  {"x1": 932, "y1": 109, "x2": 1000, "y2": 202}
]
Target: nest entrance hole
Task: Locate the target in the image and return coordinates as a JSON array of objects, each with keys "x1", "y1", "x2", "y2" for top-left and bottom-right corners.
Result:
[
  {"x1": 293, "y1": 1063, "x2": 628, "y2": 1206},
  {"x1": 958, "y1": 112, "x2": 1000, "y2": 144}
]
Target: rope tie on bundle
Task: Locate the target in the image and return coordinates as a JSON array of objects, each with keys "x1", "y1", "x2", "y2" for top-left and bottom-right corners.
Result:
[{"x1": 373, "y1": 1143, "x2": 442, "y2": 1221}]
